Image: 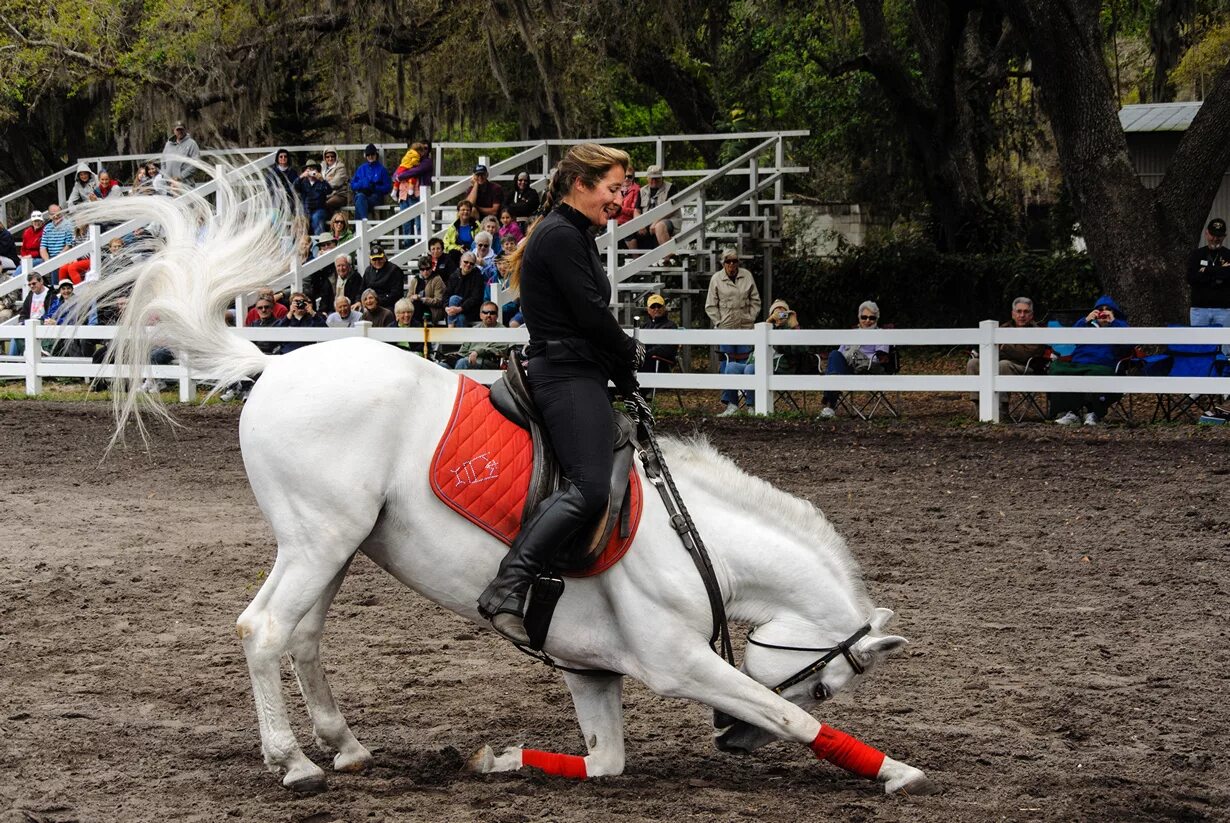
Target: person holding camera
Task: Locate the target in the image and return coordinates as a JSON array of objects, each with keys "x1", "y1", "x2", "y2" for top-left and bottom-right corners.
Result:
[
  {"x1": 1048, "y1": 295, "x2": 1131, "y2": 426},
  {"x1": 273, "y1": 291, "x2": 326, "y2": 354},
  {"x1": 294, "y1": 159, "x2": 334, "y2": 235}
]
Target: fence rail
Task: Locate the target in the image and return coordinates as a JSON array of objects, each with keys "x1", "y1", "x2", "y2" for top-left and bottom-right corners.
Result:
[{"x1": 4, "y1": 321, "x2": 1229, "y2": 422}]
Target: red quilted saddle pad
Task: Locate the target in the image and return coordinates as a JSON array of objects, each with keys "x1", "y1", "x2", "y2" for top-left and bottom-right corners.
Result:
[{"x1": 429, "y1": 376, "x2": 641, "y2": 578}]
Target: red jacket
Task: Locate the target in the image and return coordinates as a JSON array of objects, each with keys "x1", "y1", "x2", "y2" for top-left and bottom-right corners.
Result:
[{"x1": 20, "y1": 226, "x2": 44, "y2": 259}]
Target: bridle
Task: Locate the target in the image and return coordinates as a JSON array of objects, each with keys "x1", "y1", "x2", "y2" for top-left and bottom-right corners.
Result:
[{"x1": 746, "y1": 623, "x2": 871, "y2": 699}]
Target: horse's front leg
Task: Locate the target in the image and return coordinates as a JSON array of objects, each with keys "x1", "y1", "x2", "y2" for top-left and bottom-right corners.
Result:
[
  {"x1": 644, "y1": 649, "x2": 934, "y2": 795},
  {"x1": 466, "y1": 671, "x2": 625, "y2": 779}
]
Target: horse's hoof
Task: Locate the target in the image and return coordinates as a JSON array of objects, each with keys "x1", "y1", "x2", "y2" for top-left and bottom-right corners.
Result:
[
  {"x1": 465, "y1": 744, "x2": 496, "y2": 774},
  {"x1": 893, "y1": 774, "x2": 938, "y2": 796},
  {"x1": 284, "y1": 771, "x2": 328, "y2": 793},
  {"x1": 334, "y1": 745, "x2": 373, "y2": 773}
]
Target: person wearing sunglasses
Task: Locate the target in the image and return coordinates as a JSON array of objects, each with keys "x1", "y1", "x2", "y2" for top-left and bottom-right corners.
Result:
[
  {"x1": 321, "y1": 146, "x2": 350, "y2": 215},
  {"x1": 505, "y1": 171, "x2": 540, "y2": 231},
  {"x1": 452, "y1": 301, "x2": 504, "y2": 370},
  {"x1": 444, "y1": 251, "x2": 484, "y2": 327},
  {"x1": 707, "y1": 249, "x2": 762, "y2": 416},
  {"x1": 819, "y1": 301, "x2": 890, "y2": 419}
]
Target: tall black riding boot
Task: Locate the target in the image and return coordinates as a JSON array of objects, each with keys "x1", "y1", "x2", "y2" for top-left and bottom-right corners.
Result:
[{"x1": 477, "y1": 481, "x2": 590, "y2": 644}]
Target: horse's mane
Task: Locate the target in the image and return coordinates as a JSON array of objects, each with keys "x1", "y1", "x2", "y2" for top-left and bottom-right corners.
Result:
[{"x1": 658, "y1": 435, "x2": 870, "y2": 605}]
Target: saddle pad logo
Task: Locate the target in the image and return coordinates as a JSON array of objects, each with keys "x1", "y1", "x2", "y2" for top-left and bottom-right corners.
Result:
[{"x1": 451, "y1": 452, "x2": 499, "y2": 487}]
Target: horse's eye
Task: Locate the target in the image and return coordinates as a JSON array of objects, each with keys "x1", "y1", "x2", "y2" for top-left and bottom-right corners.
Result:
[{"x1": 812, "y1": 681, "x2": 830, "y2": 701}]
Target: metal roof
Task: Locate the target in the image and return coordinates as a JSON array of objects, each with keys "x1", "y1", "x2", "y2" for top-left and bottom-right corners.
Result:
[{"x1": 1119, "y1": 102, "x2": 1201, "y2": 132}]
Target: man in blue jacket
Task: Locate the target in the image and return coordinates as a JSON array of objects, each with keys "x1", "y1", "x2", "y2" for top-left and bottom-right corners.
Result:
[
  {"x1": 1048, "y1": 295, "x2": 1132, "y2": 426},
  {"x1": 350, "y1": 144, "x2": 393, "y2": 221}
]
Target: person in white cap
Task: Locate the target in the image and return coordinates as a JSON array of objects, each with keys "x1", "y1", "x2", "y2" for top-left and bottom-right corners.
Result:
[
  {"x1": 19, "y1": 212, "x2": 45, "y2": 261},
  {"x1": 630, "y1": 164, "x2": 679, "y2": 249}
]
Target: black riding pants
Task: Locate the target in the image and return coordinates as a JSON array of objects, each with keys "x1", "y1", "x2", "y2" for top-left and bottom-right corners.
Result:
[{"x1": 527, "y1": 356, "x2": 614, "y2": 516}]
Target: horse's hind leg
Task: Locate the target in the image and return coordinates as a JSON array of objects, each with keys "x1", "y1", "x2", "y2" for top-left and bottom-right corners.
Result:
[
  {"x1": 237, "y1": 550, "x2": 355, "y2": 792},
  {"x1": 466, "y1": 672, "x2": 625, "y2": 779},
  {"x1": 287, "y1": 557, "x2": 373, "y2": 773}
]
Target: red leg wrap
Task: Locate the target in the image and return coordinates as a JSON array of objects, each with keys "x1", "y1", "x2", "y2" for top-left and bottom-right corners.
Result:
[
  {"x1": 521, "y1": 749, "x2": 588, "y2": 779},
  {"x1": 809, "y1": 724, "x2": 885, "y2": 779}
]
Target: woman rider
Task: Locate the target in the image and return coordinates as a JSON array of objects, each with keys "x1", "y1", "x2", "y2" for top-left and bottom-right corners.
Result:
[{"x1": 477, "y1": 144, "x2": 642, "y2": 643}]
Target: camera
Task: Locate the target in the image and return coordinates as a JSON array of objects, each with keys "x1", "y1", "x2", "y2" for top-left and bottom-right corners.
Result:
[
  {"x1": 293, "y1": 299, "x2": 307, "y2": 308},
  {"x1": 777, "y1": 311, "x2": 789, "y2": 320}
]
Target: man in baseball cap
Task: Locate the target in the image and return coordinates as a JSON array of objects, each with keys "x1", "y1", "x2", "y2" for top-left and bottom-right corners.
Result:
[
  {"x1": 641, "y1": 293, "x2": 679, "y2": 373},
  {"x1": 1187, "y1": 216, "x2": 1230, "y2": 337},
  {"x1": 468, "y1": 163, "x2": 504, "y2": 218}
]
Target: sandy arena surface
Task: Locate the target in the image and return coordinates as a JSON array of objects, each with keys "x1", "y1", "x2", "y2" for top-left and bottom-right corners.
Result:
[{"x1": 2, "y1": 401, "x2": 1229, "y2": 822}]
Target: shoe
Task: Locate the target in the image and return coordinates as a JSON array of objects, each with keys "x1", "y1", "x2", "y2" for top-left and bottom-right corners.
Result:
[
  {"x1": 819, "y1": 407, "x2": 836, "y2": 419},
  {"x1": 220, "y1": 388, "x2": 238, "y2": 402},
  {"x1": 1083, "y1": 412, "x2": 1099, "y2": 426},
  {"x1": 1053, "y1": 411, "x2": 1079, "y2": 425},
  {"x1": 490, "y1": 612, "x2": 530, "y2": 645},
  {"x1": 717, "y1": 403, "x2": 739, "y2": 417}
]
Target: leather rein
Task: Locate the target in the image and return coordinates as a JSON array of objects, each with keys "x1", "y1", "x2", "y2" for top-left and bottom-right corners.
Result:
[{"x1": 746, "y1": 623, "x2": 871, "y2": 698}]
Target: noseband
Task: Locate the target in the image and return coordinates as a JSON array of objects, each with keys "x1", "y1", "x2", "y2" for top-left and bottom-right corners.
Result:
[{"x1": 746, "y1": 623, "x2": 871, "y2": 698}]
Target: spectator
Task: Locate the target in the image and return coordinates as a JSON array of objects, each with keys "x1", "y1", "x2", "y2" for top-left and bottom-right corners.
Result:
[
  {"x1": 361, "y1": 246, "x2": 405, "y2": 309},
  {"x1": 293, "y1": 160, "x2": 333, "y2": 235},
  {"x1": 452, "y1": 301, "x2": 504, "y2": 369},
  {"x1": 93, "y1": 170, "x2": 120, "y2": 200},
  {"x1": 473, "y1": 231, "x2": 497, "y2": 271},
  {"x1": 311, "y1": 232, "x2": 339, "y2": 264},
  {"x1": 389, "y1": 298, "x2": 421, "y2": 351},
  {"x1": 445, "y1": 251, "x2": 485, "y2": 327},
  {"x1": 245, "y1": 287, "x2": 289, "y2": 324},
  {"x1": 39, "y1": 205, "x2": 76, "y2": 264},
  {"x1": 965, "y1": 297, "x2": 1048, "y2": 386},
  {"x1": 268, "y1": 149, "x2": 297, "y2": 200},
  {"x1": 320, "y1": 146, "x2": 350, "y2": 214},
  {"x1": 393, "y1": 142, "x2": 432, "y2": 238},
  {"x1": 489, "y1": 254, "x2": 519, "y2": 321},
  {"x1": 1186, "y1": 217, "x2": 1230, "y2": 344},
  {"x1": 498, "y1": 208, "x2": 524, "y2": 247},
  {"x1": 466, "y1": 164, "x2": 504, "y2": 218},
  {"x1": 273, "y1": 291, "x2": 326, "y2": 354},
  {"x1": 359, "y1": 288, "x2": 395, "y2": 327},
  {"x1": 617, "y1": 165, "x2": 640, "y2": 228},
  {"x1": 18, "y1": 273, "x2": 51, "y2": 324},
  {"x1": 443, "y1": 200, "x2": 479, "y2": 261},
  {"x1": 43, "y1": 278, "x2": 75, "y2": 325},
  {"x1": 631, "y1": 165, "x2": 679, "y2": 249},
  {"x1": 641, "y1": 293, "x2": 678, "y2": 370},
  {"x1": 409, "y1": 255, "x2": 446, "y2": 326},
  {"x1": 706, "y1": 249, "x2": 761, "y2": 416},
  {"x1": 67, "y1": 163, "x2": 98, "y2": 207},
  {"x1": 0, "y1": 221, "x2": 17, "y2": 272},
  {"x1": 1048, "y1": 295, "x2": 1132, "y2": 426},
  {"x1": 161, "y1": 121, "x2": 201, "y2": 183},
  {"x1": 478, "y1": 216, "x2": 503, "y2": 257},
  {"x1": 20, "y1": 211, "x2": 45, "y2": 260},
  {"x1": 326, "y1": 294, "x2": 361, "y2": 328},
  {"x1": 766, "y1": 298, "x2": 818, "y2": 376},
  {"x1": 506, "y1": 171, "x2": 539, "y2": 230},
  {"x1": 326, "y1": 213, "x2": 353, "y2": 245},
  {"x1": 427, "y1": 237, "x2": 449, "y2": 277},
  {"x1": 819, "y1": 301, "x2": 890, "y2": 419},
  {"x1": 350, "y1": 144, "x2": 393, "y2": 221}
]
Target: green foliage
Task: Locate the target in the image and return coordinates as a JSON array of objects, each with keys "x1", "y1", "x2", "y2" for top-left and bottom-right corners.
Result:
[{"x1": 777, "y1": 243, "x2": 1101, "y2": 328}]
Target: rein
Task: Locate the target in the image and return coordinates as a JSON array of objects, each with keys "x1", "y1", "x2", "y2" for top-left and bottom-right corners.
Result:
[{"x1": 746, "y1": 623, "x2": 871, "y2": 697}]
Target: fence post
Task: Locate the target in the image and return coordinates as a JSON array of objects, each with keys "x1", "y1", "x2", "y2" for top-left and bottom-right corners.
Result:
[
  {"x1": 356, "y1": 320, "x2": 372, "y2": 338},
  {"x1": 358, "y1": 221, "x2": 370, "y2": 272},
  {"x1": 57, "y1": 176, "x2": 66, "y2": 207},
  {"x1": 655, "y1": 138, "x2": 664, "y2": 171},
  {"x1": 606, "y1": 218, "x2": 618, "y2": 309},
  {"x1": 178, "y1": 355, "x2": 196, "y2": 404},
  {"x1": 434, "y1": 144, "x2": 443, "y2": 198},
  {"x1": 420, "y1": 185, "x2": 432, "y2": 244},
  {"x1": 978, "y1": 319, "x2": 998, "y2": 422},
  {"x1": 88, "y1": 224, "x2": 101, "y2": 278},
  {"x1": 291, "y1": 255, "x2": 302, "y2": 295},
  {"x1": 25, "y1": 321, "x2": 42, "y2": 396},
  {"x1": 753, "y1": 322, "x2": 772, "y2": 415}
]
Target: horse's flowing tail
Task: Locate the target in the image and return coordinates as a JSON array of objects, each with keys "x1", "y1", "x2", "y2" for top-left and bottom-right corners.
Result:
[{"x1": 67, "y1": 159, "x2": 300, "y2": 445}]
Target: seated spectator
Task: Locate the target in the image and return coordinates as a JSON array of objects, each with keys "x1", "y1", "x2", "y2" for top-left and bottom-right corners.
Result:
[
  {"x1": 20, "y1": 211, "x2": 45, "y2": 261},
  {"x1": 467, "y1": 164, "x2": 504, "y2": 219},
  {"x1": 294, "y1": 160, "x2": 333, "y2": 235},
  {"x1": 359, "y1": 288, "x2": 395, "y2": 327},
  {"x1": 444, "y1": 200, "x2": 479, "y2": 262},
  {"x1": 392, "y1": 297, "x2": 417, "y2": 345},
  {"x1": 43, "y1": 278, "x2": 74, "y2": 323},
  {"x1": 966, "y1": 297, "x2": 1048, "y2": 378},
  {"x1": 316, "y1": 254, "x2": 363, "y2": 314},
  {"x1": 268, "y1": 149, "x2": 297, "y2": 200},
  {"x1": 1048, "y1": 295, "x2": 1132, "y2": 426},
  {"x1": 245, "y1": 288, "x2": 289, "y2": 324},
  {"x1": 327, "y1": 212, "x2": 353, "y2": 244},
  {"x1": 427, "y1": 237, "x2": 449, "y2": 277},
  {"x1": 0, "y1": 221, "x2": 17, "y2": 272},
  {"x1": 498, "y1": 208, "x2": 524, "y2": 247},
  {"x1": 362, "y1": 246, "x2": 405, "y2": 309},
  {"x1": 506, "y1": 171, "x2": 539, "y2": 230},
  {"x1": 452, "y1": 302, "x2": 504, "y2": 369},
  {"x1": 325, "y1": 294, "x2": 361, "y2": 328},
  {"x1": 766, "y1": 298, "x2": 817, "y2": 376},
  {"x1": 350, "y1": 144, "x2": 393, "y2": 221},
  {"x1": 478, "y1": 216, "x2": 503, "y2": 257},
  {"x1": 641, "y1": 293, "x2": 678, "y2": 370},
  {"x1": 93, "y1": 170, "x2": 120, "y2": 200},
  {"x1": 488, "y1": 254, "x2": 519, "y2": 320},
  {"x1": 67, "y1": 163, "x2": 98, "y2": 207},
  {"x1": 273, "y1": 291, "x2": 326, "y2": 354},
  {"x1": 446, "y1": 251, "x2": 485, "y2": 328},
  {"x1": 473, "y1": 230, "x2": 497, "y2": 271},
  {"x1": 630, "y1": 165, "x2": 679, "y2": 250},
  {"x1": 18, "y1": 273, "x2": 51, "y2": 327},
  {"x1": 617, "y1": 165, "x2": 640, "y2": 229},
  {"x1": 248, "y1": 295, "x2": 281, "y2": 354},
  {"x1": 819, "y1": 301, "x2": 890, "y2": 419},
  {"x1": 409, "y1": 255, "x2": 447, "y2": 326},
  {"x1": 39, "y1": 205, "x2": 76, "y2": 262},
  {"x1": 321, "y1": 146, "x2": 350, "y2": 214}
]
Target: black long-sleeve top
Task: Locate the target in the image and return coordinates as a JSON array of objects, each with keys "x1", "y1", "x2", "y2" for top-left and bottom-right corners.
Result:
[
  {"x1": 518, "y1": 202, "x2": 635, "y2": 380},
  {"x1": 1187, "y1": 244, "x2": 1230, "y2": 308},
  {"x1": 445, "y1": 266, "x2": 486, "y2": 319}
]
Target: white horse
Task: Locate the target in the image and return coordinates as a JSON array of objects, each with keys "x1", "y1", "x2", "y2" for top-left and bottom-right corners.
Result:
[{"x1": 71, "y1": 167, "x2": 934, "y2": 796}]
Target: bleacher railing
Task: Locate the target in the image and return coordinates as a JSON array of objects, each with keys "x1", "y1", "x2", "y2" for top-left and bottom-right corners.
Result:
[{"x1": 4, "y1": 321, "x2": 1228, "y2": 422}]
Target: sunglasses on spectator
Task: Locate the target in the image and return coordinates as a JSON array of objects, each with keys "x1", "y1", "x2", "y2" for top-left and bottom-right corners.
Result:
[
  {"x1": 859, "y1": 315, "x2": 877, "y2": 321},
  {"x1": 476, "y1": 243, "x2": 490, "y2": 248},
  {"x1": 480, "y1": 310, "x2": 497, "y2": 316}
]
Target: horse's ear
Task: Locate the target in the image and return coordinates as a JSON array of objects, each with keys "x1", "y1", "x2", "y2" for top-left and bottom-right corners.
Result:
[
  {"x1": 869, "y1": 608, "x2": 896, "y2": 631},
  {"x1": 864, "y1": 635, "x2": 908, "y2": 659}
]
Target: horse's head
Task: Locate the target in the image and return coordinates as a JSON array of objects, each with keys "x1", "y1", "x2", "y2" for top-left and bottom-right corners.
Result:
[{"x1": 713, "y1": 607, "x2": 907, "y2": 753}]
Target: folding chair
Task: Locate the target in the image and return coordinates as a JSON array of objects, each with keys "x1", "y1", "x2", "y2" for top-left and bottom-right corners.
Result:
[
  {"x1": 644, "y1": 355, "x2": 686, "y2": 411},
  {"x1": 1004, "y1": 355, "x2": 1052, "y2": 422},
  {"x1": 1140, "y1": 339, "x2": 1230, "y2": 422},
  {"x1": 771, "y1": 349, "x2": 820, "y2": 413},
  {"x1": 834, "y1": 347, "x2": 901, "y2": 420}
]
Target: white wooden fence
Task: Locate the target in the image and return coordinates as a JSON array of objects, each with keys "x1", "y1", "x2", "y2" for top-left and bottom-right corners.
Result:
[{"x1": 4, "y1": 321, "x2": 1229, "y2": 422}]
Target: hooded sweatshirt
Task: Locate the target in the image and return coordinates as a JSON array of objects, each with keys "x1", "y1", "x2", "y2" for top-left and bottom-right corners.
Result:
[
  {"x1": 1071, "y1": 295, "x2": 1131, "y2": 367},
  {"x1": 321, "y1": 146, "x2": 350, "y2": 196},
  {"x1": 67, "y1": 163, "x2": 98, "y2": 207}
]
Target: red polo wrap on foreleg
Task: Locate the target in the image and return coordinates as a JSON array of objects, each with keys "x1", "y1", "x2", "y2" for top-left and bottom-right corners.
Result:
[
  {"x1": 521, "y1": 748, "x2": 588, "y2": 779},
  {"x1": 809, "y1": 724, "x2": 885, "y2": 779}
]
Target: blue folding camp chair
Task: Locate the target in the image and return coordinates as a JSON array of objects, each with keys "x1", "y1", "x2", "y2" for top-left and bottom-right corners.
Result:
[{"x1": 1140, "y1": 334, "x2": 1230, "y2": 422}]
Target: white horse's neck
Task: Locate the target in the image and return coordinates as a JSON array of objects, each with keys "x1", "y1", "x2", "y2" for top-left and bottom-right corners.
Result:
[{"x1": 660, "y1": 438, "x2": 871, "y2": 634}]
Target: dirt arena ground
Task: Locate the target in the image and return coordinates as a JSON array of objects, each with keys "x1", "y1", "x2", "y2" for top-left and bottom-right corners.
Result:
[{"x1": 2, "y1": 401, "x2": 1229, "y2": 822}]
